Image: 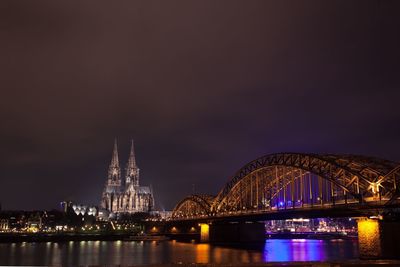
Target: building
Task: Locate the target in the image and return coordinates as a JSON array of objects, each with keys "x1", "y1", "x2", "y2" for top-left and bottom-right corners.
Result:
[
  {"x1": 27, "y1": 213, "x2": 42, "y2": 233},
  {"x1": 0, "y1": 219, "x2": 8, "y2": 231},
  {"x1": 101, "y1": 140, "x2": 154, "y2": 214},
  {"x1": 71, "y1": 204, "x2": 98, "y2": 216}
]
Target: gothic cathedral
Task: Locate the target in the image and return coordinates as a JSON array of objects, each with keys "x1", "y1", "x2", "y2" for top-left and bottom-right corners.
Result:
[{"x1": 101, "y1": 140, "x2": 154, "y2": 213}]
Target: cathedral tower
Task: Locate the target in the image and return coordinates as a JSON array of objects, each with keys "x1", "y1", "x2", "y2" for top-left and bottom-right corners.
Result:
[
  {"x1": 126, "y1": 140, "x2": 140, "y2": 187},
  {"x1": 107, "y1": 139, "x2": 121, "y2": 187},
  {"x1": 101, "y1": 139, "x2": 124, "y2": 212}
]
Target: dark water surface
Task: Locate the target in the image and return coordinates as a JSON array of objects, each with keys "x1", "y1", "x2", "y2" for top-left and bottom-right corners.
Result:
[{"x1": 0, "y1": 239, "x2": 358, "y2": 266}]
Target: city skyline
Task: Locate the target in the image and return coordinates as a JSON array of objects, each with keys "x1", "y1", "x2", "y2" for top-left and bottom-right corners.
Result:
[{"x1": 1, "y1": 1, "x2": 400, "y2": 211}]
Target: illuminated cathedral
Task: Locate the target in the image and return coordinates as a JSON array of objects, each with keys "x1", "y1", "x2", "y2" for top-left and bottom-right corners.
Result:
[{"x1": 101, "y1": 140, "x2": 154, "y2": 213}]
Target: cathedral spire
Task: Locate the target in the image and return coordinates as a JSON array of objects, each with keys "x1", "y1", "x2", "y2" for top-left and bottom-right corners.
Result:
[
  {"x1": 127, "y1": 139, "x2": 137, "y2": 169},
  {"x1": 107, "y1": 138, "x2": 121, "y2": 185},
  {"x1": 110, "y1": 138, "x2": 119, "y2": 168},
  {"x1": 126, "y1": 139, "x2": 139, "y2": 186}
]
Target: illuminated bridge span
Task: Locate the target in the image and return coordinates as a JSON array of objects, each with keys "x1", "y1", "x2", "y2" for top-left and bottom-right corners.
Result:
[{"x1": 172, "y1": 153, "x2": 400, "y2": 220}]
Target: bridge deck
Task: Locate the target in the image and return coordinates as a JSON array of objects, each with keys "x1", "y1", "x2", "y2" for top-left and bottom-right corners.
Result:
[{"x1": 171, "y1": 200, "x2": 400, "y2": 223}]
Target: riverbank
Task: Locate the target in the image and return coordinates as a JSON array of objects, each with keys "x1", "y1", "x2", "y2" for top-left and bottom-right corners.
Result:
[
  {"x1": 267, "y1": 232, "x2": 357, "y2": 240},
  {"x1": 0, "y1": 233, "x2": 168, "y2": 242},
  {"x1": 0, "y1": 231, "x2": 356, "y2": 243}
]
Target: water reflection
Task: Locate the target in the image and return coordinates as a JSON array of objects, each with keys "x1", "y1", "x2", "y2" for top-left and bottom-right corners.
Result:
[
  {"x1": 0, "y1": 239, "x2": 358, "y2": 266},
  {"x1": 264, "y1": 239, "x2": 357, "y2": 262},
  {"x1": 195, "y1": 244, "x2": 210, "y2": 263}
]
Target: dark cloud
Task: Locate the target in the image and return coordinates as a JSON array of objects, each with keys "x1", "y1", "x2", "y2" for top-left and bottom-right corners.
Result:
[{"x1": 0, "y1": 1, "x2": 399, "y2": 210}]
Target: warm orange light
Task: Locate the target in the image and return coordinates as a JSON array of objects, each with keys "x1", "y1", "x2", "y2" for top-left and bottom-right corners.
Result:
[
  {"x1": 171, "y1": 226, "x2": 177, "y2": 233},
  {"x1": 199, "y1": 223, "x2": 209, "y2": 242},
  {"x1": 357, "y1": 218, "x2": 381, "y2": 258},
  {"x1": 358, "y1": 218, "x2": 379, "y2": 236},
  {"x1": 195, "y1": 244, "x2": 210, "y2": 263}
]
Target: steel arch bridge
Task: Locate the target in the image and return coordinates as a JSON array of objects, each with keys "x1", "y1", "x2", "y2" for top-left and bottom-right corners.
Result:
[
  {"x1": 172, "y1": 195, "x2": 215, "y2": 218},
  {"x1": 171, "y1": 153, "x2": 400, "y2": 220}
]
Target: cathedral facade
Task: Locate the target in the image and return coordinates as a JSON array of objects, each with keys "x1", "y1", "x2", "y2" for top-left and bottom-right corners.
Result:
[{"x1": 101, "y1": 140, "x2": 154, "y2": 213}]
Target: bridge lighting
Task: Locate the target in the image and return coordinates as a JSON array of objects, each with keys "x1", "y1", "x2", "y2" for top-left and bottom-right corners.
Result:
[
  {"x1": 368, "y1": 181, "x2": 382, "y2": 195},
  {"x1": 357, "y1": 217, "x2": 380, "y2": 255},
  {"x1": 369, "y1": 215, "x2": 383, "y2": 220},
  {"x1": 199, "y1": 224, "x2": 209, "y2": 242}
]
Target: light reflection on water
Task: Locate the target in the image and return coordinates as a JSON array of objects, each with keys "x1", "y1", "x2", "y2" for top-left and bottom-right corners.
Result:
[
  {"x1": 263, "y1": 239, "x2": 359, "y2": 262},
  {"x1": 0, "y1": 239, "x2": 358, "y2": 266}
]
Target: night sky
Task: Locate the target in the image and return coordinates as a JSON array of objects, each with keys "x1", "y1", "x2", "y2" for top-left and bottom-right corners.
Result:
[{"x1": 1, "y1": 1, "x2": 399, "y2": 211}]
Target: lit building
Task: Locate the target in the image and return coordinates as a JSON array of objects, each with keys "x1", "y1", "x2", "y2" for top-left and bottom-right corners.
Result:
[
  {"x1": 101, "y1": 140, "x2": 154, "y2": 213},
  {"x1": 0, "y1": 219, "x2": 8, "y2": 231},
  {"x1": 27, "y1": 213, "x2": 42, "y2": 232},
  {"x1": 72, "y1": 204, "x2": 98, "y2": 216}
]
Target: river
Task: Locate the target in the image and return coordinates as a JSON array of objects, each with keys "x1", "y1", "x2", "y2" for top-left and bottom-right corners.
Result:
[{"x1": 0, "y1": 239, "x2": 358, "y2": 266}]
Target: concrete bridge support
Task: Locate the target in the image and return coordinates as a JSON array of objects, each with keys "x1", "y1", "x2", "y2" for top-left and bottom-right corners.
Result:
[
  {"x1": 358, "y1": 218, "x2": 400, "y2": 259},
  {"x1": 204, "y1": 222, "x2": 265, "y2": 243}
]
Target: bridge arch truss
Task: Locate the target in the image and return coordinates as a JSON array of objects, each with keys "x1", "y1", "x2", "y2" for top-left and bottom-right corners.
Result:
[
  {"x1": 213, "y1": 153, "x2": 398, "y2": 213},
  {"x1": 172, "y1": 153, "x2": 400, "y2": 219},
  {"x1": 171, "y1": 195, "x2": 215, "y2": 219}
]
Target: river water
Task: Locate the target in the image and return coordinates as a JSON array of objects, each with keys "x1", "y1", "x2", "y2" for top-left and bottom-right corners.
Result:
[{"x1": 0, "y1": 239, "x2": 358, "y2": 266}]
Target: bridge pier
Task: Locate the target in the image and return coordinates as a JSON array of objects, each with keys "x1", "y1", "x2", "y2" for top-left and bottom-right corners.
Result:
[
  {"x1": 206, "y1": 222, "x2": 265, "y2": 243},
  {"x1": 358, "y1": 218, "x2": 400, "y2": 259}
]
